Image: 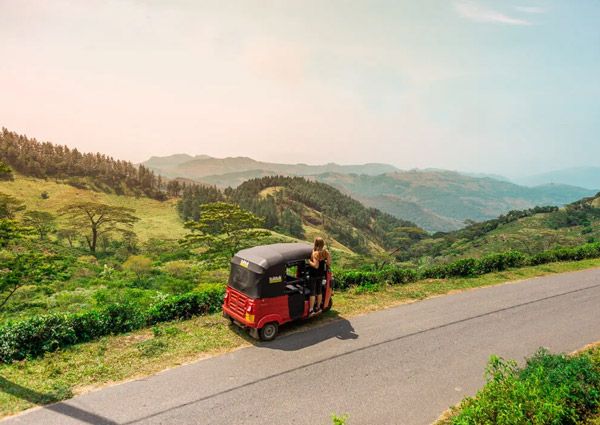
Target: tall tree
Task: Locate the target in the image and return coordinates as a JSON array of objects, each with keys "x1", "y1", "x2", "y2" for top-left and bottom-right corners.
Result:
[
  {"x1": 59, "y1": 202, "x2": 139, "y2": 253},
  {"x1": 22, "y1": 211, "x2": 56, "y2": 240},
  {"x1": 0, "y1": 193, "x2": 25, "y2": 219},
  {"x1": 183, "y1": 202, "x2": 268, "y2": 263}
]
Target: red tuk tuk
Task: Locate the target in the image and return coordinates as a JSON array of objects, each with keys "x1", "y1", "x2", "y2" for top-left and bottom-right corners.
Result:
[{"x1": 222, "y1": 243, "x2": 333, "y2": 341}]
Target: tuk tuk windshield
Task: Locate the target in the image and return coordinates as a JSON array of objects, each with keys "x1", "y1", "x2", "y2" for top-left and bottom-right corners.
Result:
[{"x1": 228, "y1": 264, "x2": 263, "y2": 298}]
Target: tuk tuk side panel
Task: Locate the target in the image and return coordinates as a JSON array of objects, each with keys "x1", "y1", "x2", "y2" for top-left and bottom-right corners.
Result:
[{"x1": 255, "y1": 295, "x2": 291, "y2": 328}]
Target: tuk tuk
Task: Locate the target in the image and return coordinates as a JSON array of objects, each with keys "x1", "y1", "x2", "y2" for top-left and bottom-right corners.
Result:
[{"x1": 222, "y1": 243, "x2": 333, "y2": 341}]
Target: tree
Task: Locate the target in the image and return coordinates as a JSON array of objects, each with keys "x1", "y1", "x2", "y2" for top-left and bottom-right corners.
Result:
[
  {"x1": 278, "y1": 209, "x2": 304, "y2": 238},
  {"x1": 0, "y1": 219, "x2": 28, "y2": 247},
  {"x1": 59, "y1": 202, "x2": 139, "y2": 253},
  {"x1": 183, "y1": 202, "x2": 269, "y2": 263},
  {"x1": 0, "y1": 193, "x2": 25, "y2": 219},
  {"x1": 0, "y1": 160, "x2": 13, "y2": 181},
  {"x1": 0, "y1": 251, "x2": 66, "y2": 311},
  {"x1": 56, "y1": 228, "x2": 78, "y2": 248},
  {"x1": 22, "y1": 211, "x2": 56, "y2": 240}
]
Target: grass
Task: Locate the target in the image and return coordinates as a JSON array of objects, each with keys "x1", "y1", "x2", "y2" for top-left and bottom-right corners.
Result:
[
  {"x1": 1, "y1": 258, "x2": 600, "y2": 418},
  {"x1": 0, "y1": 175, "x2": 186, "y2": 241}
]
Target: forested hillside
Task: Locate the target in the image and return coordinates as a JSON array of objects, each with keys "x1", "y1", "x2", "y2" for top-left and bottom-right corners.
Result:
[
  {"x1": 177, "y1": 176, "x2": 425, "y2": 254},
  {"x1": 0, "y1": 128, "x2": 210, "y2": 200},
  {"x1": 403, "y1": 193, "x2": 600, "y2": 262}
]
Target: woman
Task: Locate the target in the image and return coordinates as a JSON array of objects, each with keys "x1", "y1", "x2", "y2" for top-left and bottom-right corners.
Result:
[{"x1": 308, "y1": 237, "x2": 331, "y2": 314}]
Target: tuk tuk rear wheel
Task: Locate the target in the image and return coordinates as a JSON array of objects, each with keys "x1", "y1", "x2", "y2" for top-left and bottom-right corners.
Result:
[
  {"x1": 323, "y1": 298, "x2": 333, "y2": 312},
  {"x1": 259, "y1": 322, "x2": 279, "y2": 341}
]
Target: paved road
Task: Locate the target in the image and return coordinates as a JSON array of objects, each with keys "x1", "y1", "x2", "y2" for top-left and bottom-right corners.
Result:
[{"x1": 4, "y1": 268, "x2": 600, "y2": 425}]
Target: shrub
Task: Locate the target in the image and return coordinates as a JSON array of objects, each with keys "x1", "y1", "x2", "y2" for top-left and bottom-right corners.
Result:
[
  {"x1": 146, "y1": 284, "x2": 224, "y2": 324},
  {"x1": 122, "y1": 255, "x2": 153, "y2": 279},
  {"x1": 381, "y1": 267, "x2": 419, "y2": 285},
  {"x1": 162, "y1": 260, "x2": 194, "y2": 279},
  {"x1": 334, "y1": 270, "x2": 383, "y2": 290},
  {"x1": 0, "y1": 286, "x2": 225, "y2": 363},
  {"x1": 451, "y1": 349, "x2": 600, "y2": 425}
]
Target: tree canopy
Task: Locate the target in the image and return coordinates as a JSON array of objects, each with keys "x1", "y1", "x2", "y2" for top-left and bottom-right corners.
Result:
[
  {"x1": 23, "y1": 211, "x2": 56, "y2": 240},
  {"x1": 59, "y1": 202, "x2": 139, "y2": 253},
  {"x1": 0, "y1": 251, "x2": 67, "y2": 311},
  {"x1": 0, "y1": 193, "x2": 25, "y2": 219},
  {"x1": 183, "y1": 202, "x2": 268, "y2": 264}
]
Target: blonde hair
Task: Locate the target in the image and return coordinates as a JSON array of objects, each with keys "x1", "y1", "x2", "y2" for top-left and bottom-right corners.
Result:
[{"x1": 313, "y1": 237, "x2": 325, "y2": 252}]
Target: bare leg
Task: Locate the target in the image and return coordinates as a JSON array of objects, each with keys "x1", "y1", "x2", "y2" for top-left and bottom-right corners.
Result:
[
  {"x1": 309, "y1": 295, "x2": 315, "y2": 312},
  {"x1": 316, "y1": 294, "x2": 323, "y2": 310}
]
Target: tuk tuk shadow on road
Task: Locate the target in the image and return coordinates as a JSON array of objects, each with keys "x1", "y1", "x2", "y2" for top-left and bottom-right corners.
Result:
[{"x1": 234, "y1": 310, "x2": 359, "y2": 351}]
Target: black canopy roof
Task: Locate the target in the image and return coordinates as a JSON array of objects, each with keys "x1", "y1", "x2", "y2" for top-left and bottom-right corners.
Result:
[{"x1": 233, "y1": 243, "x2": 313, "y2": 272}]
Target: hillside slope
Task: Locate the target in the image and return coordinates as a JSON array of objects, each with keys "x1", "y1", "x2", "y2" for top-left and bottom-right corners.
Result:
[
  {"x1": 314, "y1": 171, "x2": 595, "y2": 232},
  {"x1": 0, "y1": 174, "x2": 186, "y2": 241},
  {"x1": 228, "y1": 176, "x2": 422, "y2": 254},
  {"x1": 406, "y1": 193, "x2": 600, "y2": 262}
]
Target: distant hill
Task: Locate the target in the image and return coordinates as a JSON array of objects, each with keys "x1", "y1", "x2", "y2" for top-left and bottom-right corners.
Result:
[
  {"x1": 143, "y1": 155, "x2": 596, "y2": 233},
  {"x1": 143, "y1": 154, "x2": 212, "y2": 171},
  {"x1": 313, "y1": 171, "x2": 595, "y2": 232},
  {"x1": 516, "y1": 167, "x2": 600, "y2": 190},
  {"x1": 227, "y1": 176, "x2": 422, "y2": 254},
  {"x1": 404, "y1": 192, "x2": 600, "y2": 262},
  {"x1": 142, "y1": 154, "x2": 398, "y2": 181}
]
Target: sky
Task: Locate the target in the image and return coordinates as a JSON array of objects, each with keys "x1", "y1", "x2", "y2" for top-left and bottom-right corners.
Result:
[{"x1": 1, "y1": 0, "x2": 599, "y2": 177}]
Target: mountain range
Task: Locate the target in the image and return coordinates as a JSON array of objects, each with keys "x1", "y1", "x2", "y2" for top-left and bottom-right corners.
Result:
[
  {"x1": 144, "y1": 154, "x2": 397, "y2": 180},
  {"x1": 143, "y1": 155, "x2": 596, "y2": 232},
  {"x1": 515, "y1": 167, "x2": 600, "y2": 190}
]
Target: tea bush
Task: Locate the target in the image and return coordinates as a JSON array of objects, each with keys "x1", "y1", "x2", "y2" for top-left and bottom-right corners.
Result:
[
  {"x1": 450, "y1": 349, "x2": 600, "y2": 425},
  {"x1": 146, "y1": 284, "x2": 224, "y2": 324},
  {"x1": 337, "y1": 242, "x2": 600, "y2": 291},
  {"x1": 334, "y1": 270, "x2": 384, "y2": 290},
  {"x1": 0, "y1": 285, "x2": 225, "y2": 363}
]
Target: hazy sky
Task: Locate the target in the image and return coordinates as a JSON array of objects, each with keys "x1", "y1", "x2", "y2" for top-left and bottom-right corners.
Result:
[{"x1": 1, "y1": 1, "x2": 599, "y2": 176}]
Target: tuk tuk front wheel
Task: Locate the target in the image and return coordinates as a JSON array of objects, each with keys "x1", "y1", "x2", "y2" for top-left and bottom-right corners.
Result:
[{"x1": 259, "y1": 322, "x2": 279, "y2": 341}]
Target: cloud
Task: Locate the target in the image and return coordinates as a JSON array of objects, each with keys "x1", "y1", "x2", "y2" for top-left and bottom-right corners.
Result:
[
  {"x1": 514, "y1": 6, "x2": 545, "y2": 14},
  {"x1": 454, "y1": 1, "x2": 532, "y2": 25}
]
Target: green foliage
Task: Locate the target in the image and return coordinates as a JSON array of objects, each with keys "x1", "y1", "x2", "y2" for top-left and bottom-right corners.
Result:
[
  {"x1": 0, "y1": 251, "x2": 69, "y2": 311},
  {"x1": 0, "y1": 128, "x2": 167, "y2": 199},
  {"x1": 334, "y1": 270, "x2": 382, "y2": 290},
  {"x1": 122, "y1": 255, "x2": 153, "y2": 279},
  {"x1": 22, "y1": 210, "x2": 56, "y2": 240},
  {"x1": 0, "y1": 285, "x2": 225, "y2": 362},
  {"x1": 59, "y1": 201, "x2": 139, "y2": 253},
  {"x1": 176, "y1": 184, "x2": 223, "y2": 221},
  {"x1": 0, "y1": 159, "x2": 13, "y2": 181},
  {"x1": 335, "y1": 243, "x2": 600, "y2": 290},
  {"x1": 529, "y1": 242, "x2": 600, "y2": 266},
  {"x1": 450, "y1": 349, "x2": 600, "y2": 425},
  {"x1": 0, "y1": 219, "x2": 28, "y2": 247},
  {"x1": 0, "y1": 192, "x2": 25, "y2": 219},
  {"x1": 183, "y1": 202, "x2": 269, "y2": 263},
  {"x1": 331, "y1": 413, "x2": 349, "y2": 425},
  {"x1": 232, "y1": 176, "x2": 417, "y2": 251},
  {"x1": 277, "y1": 209, "x2": 305, "y2": 239},
  {"x1": 146, "y1": 284, "x2": 224, "y2": 324}
]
